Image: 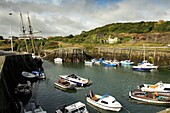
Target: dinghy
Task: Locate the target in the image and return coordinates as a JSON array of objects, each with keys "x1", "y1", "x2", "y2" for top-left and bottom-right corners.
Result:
[
  {"x1": 22, "y1": 71, "x2": 38, "y2": 79},
  {"x1": 129, "y1": 90, "x2": 170, "y2": 105},
  {"x1": 54, "y1": 78, "x2": 76, "y2": 90}
]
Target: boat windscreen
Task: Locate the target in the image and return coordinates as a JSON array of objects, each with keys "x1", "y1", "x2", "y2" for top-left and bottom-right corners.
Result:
[
  {"x1": 68, "y1": 74, "x2": 77, "y2": 78},
  {"x1": 164, "y1": 88, "x2": 170, "y2": 90},
  {"x1": 79, "y1": 106, "x2": 85, "y2": 112},
  {"x1": 99, "y1": 94, "x2": 109, "y2": 101}
]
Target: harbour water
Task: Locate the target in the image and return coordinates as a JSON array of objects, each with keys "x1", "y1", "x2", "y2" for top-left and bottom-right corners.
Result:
[{"x1": 30, "y1": 60, "x2": 170, "y2": 113}]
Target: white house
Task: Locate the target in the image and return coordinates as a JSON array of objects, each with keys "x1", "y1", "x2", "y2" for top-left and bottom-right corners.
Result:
[{"x1": 108, "y1": 35, "x2": 118, "y2": 44}]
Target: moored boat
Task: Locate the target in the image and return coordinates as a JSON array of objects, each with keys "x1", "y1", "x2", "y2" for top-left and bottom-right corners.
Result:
[
  {"x1": 102, "y1": 60, "x2": 117, "y2": 67},
  {"x1": 22, "y1": 71, "x2": 38, "y2": 79},
  {"x1": 54, "y1": 58, "x2": 63, "y2": 63},
  {"x1": 84, "y1": 59, "x2": 95, "y2": 65},
  {"x1": 20, "y1": 101, "x2": 47, "y2": 113},
  {"x1": 132, "y1": 60, "x2": 158, "y2": 72},
  {"x1": 59, "y1": 73, "x2": 92, "y2": 87},
  {"x1": 129, "y1": 90, "x2": 170, "y2": 105},
  {"x1": 86, "y1": 90, "x2": 122, "y2": 112},
  {"x1": 137, "y1": 81, "x2": 170, "y2": 92},
  {"x1": 94, "y1": 58, "x2": 105, "y2": 65},
  {"x1": 120, "y1": 60, "x2": 134, "y2": 65},
  {"x1": 54, "y1": 78, "x2": 76, "y2": 90},
  {"x1": 56, "y1": 101, "x2": 89, "y2": 113},
  {"x1": 32, "y1": 71, "x2": 46, "y2": 79},
  {"x1": 15, "y1": 81, "x2": 32, "y2": 96}
]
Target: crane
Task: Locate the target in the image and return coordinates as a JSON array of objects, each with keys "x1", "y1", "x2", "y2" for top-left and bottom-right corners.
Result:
[{"x1": 20, "y1": 12, "x2": 29, "y2": 53}]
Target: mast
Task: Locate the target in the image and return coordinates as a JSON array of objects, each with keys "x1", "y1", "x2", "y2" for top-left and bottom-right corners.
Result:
[
  {"x1": 27, "y1": 12, "x2": 36, "y2": 55},
  {"x1": 143, "y1": 44, "x2": 145, "y2": 61},
  {"x1": 20, "y1": 12, "x2": 29, "y2": 53}
]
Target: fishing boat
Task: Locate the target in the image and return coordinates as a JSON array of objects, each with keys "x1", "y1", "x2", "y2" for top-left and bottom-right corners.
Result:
[
  {"x1": 86, "y1": 90, "x2": 122, "y2": 112},
  {"x1": 32, "y1": 71, "x2": 46, "y2": 79},
  {"x1": 132, "y1": 60, "x2": 158, "y2": 71},
  {"x1": 129, "y1": 90, "x2": 170, "y2": 105},
  {"x1": 120, "y1": 60, "x2": 134, "y2": 65},
  {"x1": 102, "y1": 61, "x2": 117, "y2": 67},
  {"x1": 137, "y1": 81, "x2": 170, "y2": 92},
  {"x1": 132, "y1": 44, "x2": 158, "y2": 71},
  {"x1": 54, "y1": 78, "x2": 76, "y2": 90},
  {"x1": 59, "y1": 73, "x2": 92, "y2": 87},
  {"x1": 22, "y1": 71, "x2": 38, "y2": 79},
  {"x1": 56, "y1": 101, "x2": 89, "y2": 113}
]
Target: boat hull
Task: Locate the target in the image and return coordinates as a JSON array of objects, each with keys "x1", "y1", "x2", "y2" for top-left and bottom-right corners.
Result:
[
  {"x1": 59, "y1": 74, "x2": 92, "y2": 87},
  {"x1": 54, "y1": 82, "x2": 76, "y2": 90},
  {"x1": 132, "y1": 67, "x2": 153, "y2": 71},
  {"x1": 102, "y1": 63, "x2": 117, "y2": 67},
  {"x1": 129, "y1": 91, "x2": 170, "y2": 105},
  {"x1": 22, "y1": 71, "x2": 38, "y2": 79},
  {"x1": 86, "y1": 97, "x2": 121, "y2": 112}
]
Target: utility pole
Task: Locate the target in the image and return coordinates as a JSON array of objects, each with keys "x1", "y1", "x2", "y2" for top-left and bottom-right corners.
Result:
[
  {"x1": 9, "y1": 12, "x2": 13, "y2": 52},
  {"x1": 20, "y1": 12, "x2": 29, "y2": 53}
]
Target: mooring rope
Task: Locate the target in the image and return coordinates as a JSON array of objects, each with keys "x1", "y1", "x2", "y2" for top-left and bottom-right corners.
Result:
[{"x1": 122, "y1": 106, "x2": 131, "y2": 113}]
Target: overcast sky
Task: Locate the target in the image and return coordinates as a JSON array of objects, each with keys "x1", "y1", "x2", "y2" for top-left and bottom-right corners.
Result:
[{"x1": 0, "y1": 0, "x2": 170, "y2": 38}]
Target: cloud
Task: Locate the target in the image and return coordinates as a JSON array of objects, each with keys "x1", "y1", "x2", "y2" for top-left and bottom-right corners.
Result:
[{"x1": 0, "y1": 0, "x2": 170, "y2": 38}]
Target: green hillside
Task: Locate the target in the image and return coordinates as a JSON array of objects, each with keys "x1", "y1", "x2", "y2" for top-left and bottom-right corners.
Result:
[
  {"x1": 1, "y1": 20, "x2": 170, "y2": 53},
  {"x1": 51, "y1": 20, "x2": 170, "y2": 46}
]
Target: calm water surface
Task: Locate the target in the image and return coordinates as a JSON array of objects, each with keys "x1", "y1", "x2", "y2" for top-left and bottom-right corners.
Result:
[{"x1": 31, "y1": 60, "x2": 170, "y2": 113}]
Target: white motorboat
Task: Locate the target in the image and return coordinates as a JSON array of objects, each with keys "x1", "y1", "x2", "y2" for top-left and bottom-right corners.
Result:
[
  {"x1": 120, "y1": 60, "x2": 134, "y2": 65},
  {"x1": 138, "y1": 81, "x2": 170, "y2": 92},
  {"x1": 129, "y1": 90, "x2": 170, "y2": 105},
  {"x1": 84, "y1": 59, "x2": 95, "y2": 65},
  {"x1": 54, "y1": 58, "x2": 63, "y2": 63},
  {"x1": 54, "y1": 78, "x2": 76, "y2": 90},
  {"x1": 86, "y1": 91, "x2": 122, "y2": 112},
  {"x1": 111, "y1": 60, "x2": 120, "y2": 66},
  {"x1": 59, "y1": 73, "x2": 92, "y2": 87},
  {"x1": 132, "y1": 44, "x2": 158, "y2": 71},
  {"x1": 56, "y1": 101, "x2": 89, "y2": 113},
  {"x1": 22, "y1": 71, "x2": 38, "y2": 79},
  {"x1": 132, "y1": 60, "x2": 158, "y2": 71}
]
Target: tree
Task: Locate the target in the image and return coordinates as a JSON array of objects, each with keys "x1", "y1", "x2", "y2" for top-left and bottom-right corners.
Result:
[{"x1": 0, "y1": 36, "x2": 4, "y2": 40}]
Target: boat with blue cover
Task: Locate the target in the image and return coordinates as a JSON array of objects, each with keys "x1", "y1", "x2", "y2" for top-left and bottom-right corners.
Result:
[
  {"x1": 102, "y1": 61, "x2": 117, "y2": 67},
  {"x1": 86, "y1": 90, "x2": 122, "y2": 112},
  {"x1": 32, "y1": 71, "x2": 46, "y2": 79}
]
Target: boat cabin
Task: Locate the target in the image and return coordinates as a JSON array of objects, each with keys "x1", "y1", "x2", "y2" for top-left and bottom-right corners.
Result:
[{"x1": 56, "y1": 101, "x2": 88, "y2": 113}]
